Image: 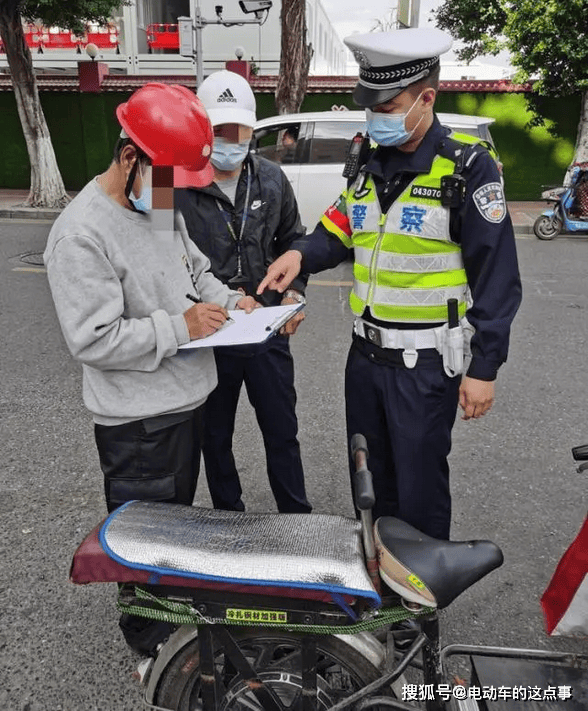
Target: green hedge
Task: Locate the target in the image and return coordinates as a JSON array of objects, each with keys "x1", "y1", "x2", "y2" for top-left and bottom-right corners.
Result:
[{"x1": 0, "y1": 88, "x2": 580, "y2": 200}]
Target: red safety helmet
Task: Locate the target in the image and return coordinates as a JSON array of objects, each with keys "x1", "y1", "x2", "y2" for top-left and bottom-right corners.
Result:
[{"x1": 116, "y1": 82, "x2": 213, "y2": 187}]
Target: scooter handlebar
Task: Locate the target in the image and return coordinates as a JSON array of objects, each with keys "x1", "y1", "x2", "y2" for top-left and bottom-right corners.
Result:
[
  {"x1": 350, "y1": 434, "x2": 375, "y2": 511},
  {"x1": 572, "y1": 443, "x2": 588, "y2": 461}
]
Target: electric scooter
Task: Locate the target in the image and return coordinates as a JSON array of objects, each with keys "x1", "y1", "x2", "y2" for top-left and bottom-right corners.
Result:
[
  {"x1": 534, "y1": 162, "x2": 588, "y2": 240},
  {"x1": 70, "y1": 437, "x2": 588, "y2": 710}
]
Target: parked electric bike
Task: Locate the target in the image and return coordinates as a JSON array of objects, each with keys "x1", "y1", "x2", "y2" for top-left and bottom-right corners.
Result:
[
  {"x1": 70, "y1": 436, "x2": 588, "y2": 710},
  {"x1": 534, "y1": 162, "x2": 588, "y2": 240}
]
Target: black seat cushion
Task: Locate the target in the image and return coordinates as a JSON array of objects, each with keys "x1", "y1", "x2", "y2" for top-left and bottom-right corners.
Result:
[{"x1": 375, "y1": 517, "x2": 503, "y2": 609}]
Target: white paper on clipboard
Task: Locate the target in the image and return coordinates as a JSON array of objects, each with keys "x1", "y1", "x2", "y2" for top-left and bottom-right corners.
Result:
[{"x1": 178, "y1": 303, "x2": 304, "y2": 349}]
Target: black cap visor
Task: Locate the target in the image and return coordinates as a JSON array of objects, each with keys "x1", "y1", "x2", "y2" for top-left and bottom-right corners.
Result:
[{"x1": 352, "y1": 82, "x2": 406, "y2": 109}]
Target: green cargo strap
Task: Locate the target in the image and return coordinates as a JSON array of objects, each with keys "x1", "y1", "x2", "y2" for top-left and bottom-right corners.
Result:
[{"x1": 117, "y1": 586, "x2": 435, "y2": 635}]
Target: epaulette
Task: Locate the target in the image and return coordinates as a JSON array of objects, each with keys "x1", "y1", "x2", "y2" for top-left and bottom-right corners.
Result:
[{"x1": 436, "y1": 136, "x2": 487, "y2": 175}]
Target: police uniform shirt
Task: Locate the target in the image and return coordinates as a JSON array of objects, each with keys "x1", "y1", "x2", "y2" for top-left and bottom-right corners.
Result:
[{"x1": 292, "y1": 116, "x2": 522, "y2": 382}]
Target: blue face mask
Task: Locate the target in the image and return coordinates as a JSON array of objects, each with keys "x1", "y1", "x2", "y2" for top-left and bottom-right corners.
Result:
[
  {"x1": 130, "y1": 185, "x2": 152, "y2": 214},
  {"x1": 366, "y1": 93, "x2": 424, "y2": 147},
  {"x1": 211, "y1": 137, "x2": 250, "y2": 172},
  {"x1": 130, "y1": 163, "x2": 152, "y2": 214}
]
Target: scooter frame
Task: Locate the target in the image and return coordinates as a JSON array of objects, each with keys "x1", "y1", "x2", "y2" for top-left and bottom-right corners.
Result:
[
  {"x1": 138, "y1": 586, "x2": 588, "y2": 711},
  {"x1": 534, "y1": 170, "x2": 588, "y2": 240},
  {"x1": 134, "y1": 439, "x2": 588, "y2": 711}
]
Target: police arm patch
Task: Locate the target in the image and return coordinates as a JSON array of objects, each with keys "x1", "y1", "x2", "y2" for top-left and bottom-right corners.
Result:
[{"x1": 473, "y1": 182, "x2": 506, "y2": 223}]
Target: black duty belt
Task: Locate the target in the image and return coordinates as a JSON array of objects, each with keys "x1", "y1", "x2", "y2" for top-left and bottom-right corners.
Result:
[{"x1": 352, "y1": 333, "x2": 443, "y2": 368}]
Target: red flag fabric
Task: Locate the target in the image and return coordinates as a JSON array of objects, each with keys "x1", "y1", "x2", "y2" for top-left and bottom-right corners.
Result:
[{"x1": 541, "y1": 516, "x2": 588, "y2": 637}]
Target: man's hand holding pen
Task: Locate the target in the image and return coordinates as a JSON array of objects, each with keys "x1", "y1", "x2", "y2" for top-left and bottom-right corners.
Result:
[{"x1": 183, "y1": 293, "x2": 258, "y2": 340}]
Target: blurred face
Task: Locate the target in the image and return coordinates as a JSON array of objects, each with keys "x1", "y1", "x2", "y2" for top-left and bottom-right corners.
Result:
[
  {"x1": 211, "y1": 123, "x2": 253, "y2": 174},
  {"x1": 213, "y1": 123, "x2": 253, "y2": 143}
]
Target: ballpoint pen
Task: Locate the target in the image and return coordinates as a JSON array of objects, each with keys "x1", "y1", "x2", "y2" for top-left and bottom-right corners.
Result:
[{"x1": 185, "y1": 293, "x2": 234, "y2": 323}]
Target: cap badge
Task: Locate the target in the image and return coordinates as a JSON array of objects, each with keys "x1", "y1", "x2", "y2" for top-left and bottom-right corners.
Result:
[{"x1": 352, "y1": 49, "x2": 372, "y2": 69}]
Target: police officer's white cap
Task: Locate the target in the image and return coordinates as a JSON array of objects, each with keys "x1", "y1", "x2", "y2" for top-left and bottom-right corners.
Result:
[
  {"x1": 344, "y1": 28, "x2": 453, "y2": 108},
  {"x1": 197, "y1": 69, "x2": 257, "y2": 128}
]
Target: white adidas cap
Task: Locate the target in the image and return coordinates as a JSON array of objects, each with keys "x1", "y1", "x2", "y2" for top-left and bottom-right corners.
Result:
[{"x1": 197, "y1": 70, "x2": 257, "y2": 128}]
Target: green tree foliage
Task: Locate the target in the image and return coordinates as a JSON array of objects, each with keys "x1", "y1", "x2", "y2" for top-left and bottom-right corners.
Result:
[
  {"x1": 434, "y1": 0, "x2": 588, "y2": 165},
  {"x1": 434, "y1": 0, "x2": 508, "y2": 64},
  {"x1": 15, "y1": 0, "x2": 120, "y2": 33}
]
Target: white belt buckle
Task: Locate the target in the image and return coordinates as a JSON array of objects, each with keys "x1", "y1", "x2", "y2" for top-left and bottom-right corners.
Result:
[
  {"x1": 364, "y1": 324, "x2": 383, "y2": 348},
  {"x1": 402, "y1": 331, "x2": 418, "y2": 368}
]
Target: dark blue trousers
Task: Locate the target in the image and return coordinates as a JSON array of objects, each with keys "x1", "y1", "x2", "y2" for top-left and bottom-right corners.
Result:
[
  {"x1": 202, "y1": 336, "x2": 311, "y2": 514},
  {"x1": 345, "y1": 336, "x2": 461, "y2": 540}
]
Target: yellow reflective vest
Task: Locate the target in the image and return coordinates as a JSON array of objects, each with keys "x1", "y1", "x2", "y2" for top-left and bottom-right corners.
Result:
[{"x1": 321, "y1": 133, "x2": 485, "y2": 324}]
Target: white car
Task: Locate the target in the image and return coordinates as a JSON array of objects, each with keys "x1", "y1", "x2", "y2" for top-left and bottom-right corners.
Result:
[{"x1": 252, "y1": 110, "x2": 500, "y2": 230}]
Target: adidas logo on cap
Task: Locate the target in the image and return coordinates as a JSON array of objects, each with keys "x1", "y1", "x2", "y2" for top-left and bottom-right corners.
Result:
[{"x1": 217, "y1": 88, "x2": 237, "y2": 103}]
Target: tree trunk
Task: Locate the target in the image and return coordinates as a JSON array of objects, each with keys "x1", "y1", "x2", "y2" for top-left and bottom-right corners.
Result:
[
  {"x1": 573, "y1": 90, "x2": 588, "y2": 164},
  {"x1": 0, "y1": 4, "x2": 70, "y2": 208},
  {"x1": 563, "y1": 90, "x2": 588, "y2": 185},
  {"x1": 275, "y1": 0, "x2": 313, "y2": 115}
]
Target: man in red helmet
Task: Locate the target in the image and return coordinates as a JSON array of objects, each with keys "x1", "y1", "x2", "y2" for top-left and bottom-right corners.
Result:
[{"x1": 44, "y1": 84, "x2": 257, "y2": 653}]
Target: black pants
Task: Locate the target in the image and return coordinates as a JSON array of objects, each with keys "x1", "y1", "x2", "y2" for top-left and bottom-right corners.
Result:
[
  {"x1": 94, "y1": 408, "x2": 203, "y2": 655},
  {"x1": 202, "y1": 337, "x2": 311, "y2": 513},
  {"x1": 345, "y1": 336, "x2": 460, "y2": 540},
  {"x1": 95, "y1": 408, "x2": 203, "y2": 513}
]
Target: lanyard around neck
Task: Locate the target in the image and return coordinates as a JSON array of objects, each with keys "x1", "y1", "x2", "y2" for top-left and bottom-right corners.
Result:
[{"x1": 215, "y1": 166, "x2": 252, "y2": 277}]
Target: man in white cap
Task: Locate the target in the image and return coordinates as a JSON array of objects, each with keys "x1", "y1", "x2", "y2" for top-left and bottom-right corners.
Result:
[
  {"x1": 259, "y1": 29, "x2": 521, "y2": 541},
  {"x1": 176, "y1": 70, "x2": 311, "y2": 515}
]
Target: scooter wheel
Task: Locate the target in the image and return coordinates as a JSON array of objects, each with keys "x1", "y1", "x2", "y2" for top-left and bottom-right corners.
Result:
[
  {"x1": 152, "y1": 628, "x2": 393, "y2": 710},
  {"x1": 534, "y1": 214, "x2": 562, "y2": 240}
]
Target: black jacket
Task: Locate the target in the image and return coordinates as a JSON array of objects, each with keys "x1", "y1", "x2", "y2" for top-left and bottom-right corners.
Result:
[{"x1": 175, "y1": 154, "x2": 308, "y2": 307}]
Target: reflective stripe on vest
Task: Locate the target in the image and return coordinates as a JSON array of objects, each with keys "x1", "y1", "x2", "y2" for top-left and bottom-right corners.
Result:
[{"x1": 322, "y1": 136, "x2": 478, "y2": 324}]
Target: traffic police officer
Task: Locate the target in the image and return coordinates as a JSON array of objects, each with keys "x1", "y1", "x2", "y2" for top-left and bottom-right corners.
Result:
[{"x1": 258, "y1": 28, "x2": 522, "y2": 540}]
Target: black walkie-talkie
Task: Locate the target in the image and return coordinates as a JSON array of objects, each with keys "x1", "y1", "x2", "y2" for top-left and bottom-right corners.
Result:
[
  {"x1": 343, "y1": 132, "x2": 371, "y2": 181},
  {"x1": 447, "y1": 298, "x2": 459, "y2": 329}
]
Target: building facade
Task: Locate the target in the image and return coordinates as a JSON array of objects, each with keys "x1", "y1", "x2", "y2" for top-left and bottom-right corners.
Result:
[{"x1": 0, "y1": 0, "x2": 347, "y2": 77}]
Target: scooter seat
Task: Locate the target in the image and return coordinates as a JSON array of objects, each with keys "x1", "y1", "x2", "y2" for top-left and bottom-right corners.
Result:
[
  {"x1": 87, "y1": 500, "x2": 381, "y2": 607},
  {"x1": 375, "y1": 517, "x2": 503, "y2": 609}
]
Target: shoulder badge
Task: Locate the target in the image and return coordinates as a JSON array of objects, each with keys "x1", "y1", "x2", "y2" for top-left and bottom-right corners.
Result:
[{"x1": 473, "y1": 182, "x2": 506, "y2": 223}]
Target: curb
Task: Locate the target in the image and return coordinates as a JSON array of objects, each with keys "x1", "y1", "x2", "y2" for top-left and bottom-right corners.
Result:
[
  {"x1": 0, "y1": 207, "x2": 61, "y2": 220},
  {"x1": 0, "y1": 207, "x2": 536, "y2": 234},
  {"x1": 0, "y1": 198, "x2": 539, "y2": 234}
]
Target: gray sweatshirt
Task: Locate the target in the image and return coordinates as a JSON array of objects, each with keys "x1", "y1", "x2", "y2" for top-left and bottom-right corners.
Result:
[{"x1": 44, "y1": 178, "x2": 241, "y2": 425}]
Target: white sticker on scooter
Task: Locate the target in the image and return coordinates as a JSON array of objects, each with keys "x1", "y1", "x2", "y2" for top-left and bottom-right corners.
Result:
[{"x1": 473, "y1": 182, "x2": 506, "y2": 223}]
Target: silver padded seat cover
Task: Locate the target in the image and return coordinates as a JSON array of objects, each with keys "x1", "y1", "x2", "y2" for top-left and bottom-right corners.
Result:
[{"x1": 100, "y1": 501, "x2": 380, "y2": 605}]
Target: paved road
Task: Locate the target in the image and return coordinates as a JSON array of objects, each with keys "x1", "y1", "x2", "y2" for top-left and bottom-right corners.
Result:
[{"x1": 1, "y1": 220, "x2": 587, "y2": 710}]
